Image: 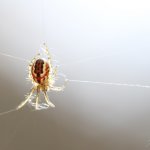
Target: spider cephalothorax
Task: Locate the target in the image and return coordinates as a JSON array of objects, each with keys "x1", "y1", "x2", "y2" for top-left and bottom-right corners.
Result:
[{"x1": 16, "y1": 44, "x2": 65, "y2": 110}]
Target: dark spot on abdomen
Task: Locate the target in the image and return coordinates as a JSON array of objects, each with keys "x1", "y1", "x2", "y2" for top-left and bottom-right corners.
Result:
[{"x1": 34, "y1": 59, "x2": 44, "y2": 75}]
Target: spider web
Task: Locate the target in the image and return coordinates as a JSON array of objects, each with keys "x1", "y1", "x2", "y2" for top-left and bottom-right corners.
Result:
[{"x1": 0, "y1": 49, "x2": 149, "y2": 117}]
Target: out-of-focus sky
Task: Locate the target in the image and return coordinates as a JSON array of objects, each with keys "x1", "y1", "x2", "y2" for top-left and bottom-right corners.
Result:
[{"x1": 0, "y1": 0, "x2": 150, "y2": 150}]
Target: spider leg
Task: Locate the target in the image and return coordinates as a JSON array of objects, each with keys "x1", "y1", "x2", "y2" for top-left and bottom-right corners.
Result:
[
  {"x1": 41, "y1": 43, "x2": 52, "y2": 65},
  {"x1": 50, "y1": 85, "x2": 65, "y2": 91},
  {"x1": 50, "y1": 66, "x2": 68, "y2": 91},
  {"x1": 35, "y1": 88, "x2": 40, "y2": 110},
  {"x1": 44, "y1": 43, "x2": 51, "y2": 61},
  {"x1": 35, "y1": 94, "x2": 39, "y2": 110},
  {"x1": 17, "y1": 87, "x2": 35, "y2": 110},
  {"x1": 50, "y1": 72, "x2": 67, "y2": 92},
  {"x1": 43, "y1": 91, "x2": 55, "y2": 108}
]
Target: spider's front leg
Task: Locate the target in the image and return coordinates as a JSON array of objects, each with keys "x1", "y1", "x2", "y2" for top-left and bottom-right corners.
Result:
[{"x1": 42, "y1": 43, "x2": 52, "y2": 65}]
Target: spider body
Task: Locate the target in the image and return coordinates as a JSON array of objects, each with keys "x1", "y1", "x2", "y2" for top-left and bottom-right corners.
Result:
[
  {"x1": 16, "y1": 44, "x2": 65, "y2": 110},
  {"x1": 31, "y1": 59, "x2": 50, "y2": 85}
]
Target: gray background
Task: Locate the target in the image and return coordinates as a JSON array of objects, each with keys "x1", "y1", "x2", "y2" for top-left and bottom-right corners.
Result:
[{"x1": 0, "y1": 0, "x2": 150, "y2": 150}]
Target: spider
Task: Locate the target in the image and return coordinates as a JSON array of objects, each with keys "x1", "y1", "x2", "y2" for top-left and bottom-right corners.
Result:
[
  {"x1": 0, "y1": 43, "x2": 149, "y2": 116},
  {"x1": 16, "y1": 43, "x2": 66, "y2": 110}
]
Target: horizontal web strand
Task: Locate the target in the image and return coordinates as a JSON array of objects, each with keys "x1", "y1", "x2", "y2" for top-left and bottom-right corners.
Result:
[{"x1": 68, "y1": 79, "x2": 150, "y2": 89}]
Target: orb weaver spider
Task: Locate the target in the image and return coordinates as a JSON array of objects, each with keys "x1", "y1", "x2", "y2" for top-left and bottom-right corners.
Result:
[{"x1": 16, "y1": 43, "x2": 66, "y2": 110}]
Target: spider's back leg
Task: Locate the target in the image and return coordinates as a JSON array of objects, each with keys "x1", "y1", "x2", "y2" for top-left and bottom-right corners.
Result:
[
  {"x1": 35, "y1": 87, "x2": 40, "y2": 110},
  {"x1": 17, "y1": 87, "x2": 35, "y2": 110},
  {"x1": 43, "y1": 91, "x2": 55, "y2": 108}
]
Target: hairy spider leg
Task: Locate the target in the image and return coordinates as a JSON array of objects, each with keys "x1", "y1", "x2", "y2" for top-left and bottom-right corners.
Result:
[
  {"x1": 43, "y1": 43, "x2": 67, "y2": 92},
  {"x1": 43, "y1": 43, "x2": 52, "y2": 62},
  {"x1": 35, "y1": 88, "x2": 40, "y2": 110},
  {"x1": 43, "y1": 91, "x2": 55, "y2": 107},
  {"x1": 51, "y1": 85, "x2": 65, "y2": 91},
  {"x1": 17, "y1": 87, "x2": 35, "y2": 110}
]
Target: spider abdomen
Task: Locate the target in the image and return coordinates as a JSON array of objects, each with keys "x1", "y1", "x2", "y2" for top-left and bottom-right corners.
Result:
[{"x1": 31, "y1": 59, "x2": 50, "y2": 84}]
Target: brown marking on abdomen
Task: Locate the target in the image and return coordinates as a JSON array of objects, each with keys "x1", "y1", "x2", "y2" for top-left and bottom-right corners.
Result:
[{"x1": 31, "y1": 59, "x2": 50, "y2": 84}]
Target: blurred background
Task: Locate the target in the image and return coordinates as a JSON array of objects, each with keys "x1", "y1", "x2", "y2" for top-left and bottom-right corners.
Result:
[{"x1": 0, "y1": 0, "x2": 150, "y2": 150}]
